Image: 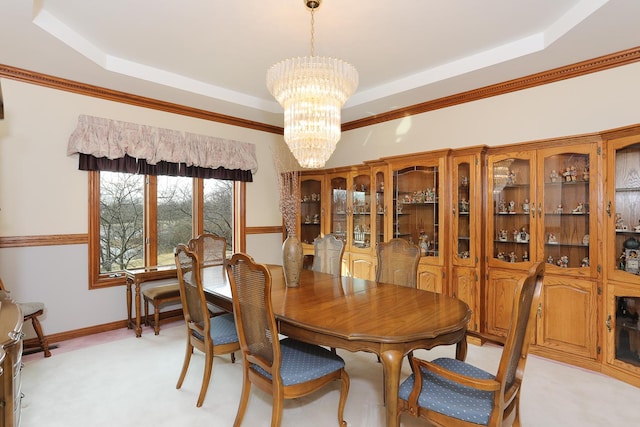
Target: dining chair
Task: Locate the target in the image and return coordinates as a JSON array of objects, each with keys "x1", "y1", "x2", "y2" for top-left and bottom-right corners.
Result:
[
  {"x1": 312, "y1": 234, "x2": 345, "y2": 276},
  {"x1": 397, "y1": 262, "x2": 544, "y2": 427},
  {"x1": 174, "y1": 244, "x2": 240, "y2": 407},
  {"x1": 376, "y1": 237, "x2": 421, "y2": 287},
  {"x1": 189, "y1": 232, "x2": 229, "y2": 317},
  {"x1": 226, "y1": 252, "x2": 350, "y2": 427},
  {"x1": 0, "y1": 278, "x2": 51, "y2": 357}
]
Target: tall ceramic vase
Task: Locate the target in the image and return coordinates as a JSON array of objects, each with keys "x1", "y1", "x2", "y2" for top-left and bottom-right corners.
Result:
[{"x1": 282, "y1": 234, "x2": 303, "y2": 288}]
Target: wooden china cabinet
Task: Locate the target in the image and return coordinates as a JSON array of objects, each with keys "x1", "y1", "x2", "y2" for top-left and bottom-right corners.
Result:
[
  {"x1": 384, "y1": 150, "x2": 450, "y2": 293},
  {"x1": 486, "y1": 140, "x2": 602, "y2": 369},
  {"x1": 602, "y1": 133, "x2": 640, "y2": 387},
  {"x1": 449, "y1": 146, "x2": 486, "y2": 334}
]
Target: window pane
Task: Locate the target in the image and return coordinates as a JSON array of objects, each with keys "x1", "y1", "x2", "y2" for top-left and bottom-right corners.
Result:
[
  {"x1": 204, "y1": 179, "x2": 234, "y2": 253},
  {"x1": 157, "y1": 176, "x2": 193, "y2": 265},
  {"x1": 100, "y1": 172, "x2": 144, "y2": 272}
]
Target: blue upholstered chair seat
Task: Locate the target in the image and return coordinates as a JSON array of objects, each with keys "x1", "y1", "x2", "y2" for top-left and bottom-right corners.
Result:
[
  {"x1": 398, "y1": 357, "x2": 495, "y2": 425},
  {"x1": 252, "y1": 338, "x2": 345, "y2": 386},
  {"x1": 191, "y1": 312, "x2": 238, "y2": 345}
]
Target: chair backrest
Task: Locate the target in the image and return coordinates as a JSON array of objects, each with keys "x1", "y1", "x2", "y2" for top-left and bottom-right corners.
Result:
[
  {"x1": 493, "y1": 261, "x2": 544, "y2": 419},
  {"x1": 175, "y1": 244, "x2": 211, "y2": 337},
  {"x1": 226, "y1": 253, "x2": 280, "y2": 379},
  {"x1": 189, "y1": 233, "x2": 227, "y2": 269},
  {"x1": 375, "y1": 238, "x2": 420, "y2": 287},
  {"x1": 311, "y1": 234, "x2": 345, "y2": 276}
]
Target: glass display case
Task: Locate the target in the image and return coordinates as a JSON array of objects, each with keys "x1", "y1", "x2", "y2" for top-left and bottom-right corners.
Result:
[
  {"x1": 489, "y1": 155, "x2": 535, "y2": 266},
  {"x1": 373, "y1": 167, "x2": 387, "y2": 247},
  {"x1": 541, "y1": 151, "x2": 592, "y2": 270},
  {"x1": 393, "y1": 166, "x2": 440, "y2": 257},
  {"x1": 299, "y1": 175, "x2": 323, "y2": 246},
  {"x1": 454, "y1": 161, "x2": 472, "y2": 262},
  {"x1": 330, "y1": 175, "x2": 348, "y2": 243},
  {"x1": 350, "y1": 172, "x2": 372, "y2": 250},
  {"x1": 610, "y1": 141, "x2": 640, "y2": 280}
]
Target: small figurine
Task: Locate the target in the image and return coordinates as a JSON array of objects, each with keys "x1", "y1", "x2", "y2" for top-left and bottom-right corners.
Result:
[
  {"x1": 508, "y1": 200, "x2": 516, "y2": 213},
  {"x1": 616, "y1": 213, "x2": 626, "y2": 230},
  {"x1": 459, "y1": 250, "x2": 470, "y2": 259},
  {"x1": 548, "y1": 233, "x2": 557, "y2": 244},
  {"x1": 619, "y1": 251, "x2": 627, "y2": 270},
  {"x1": 419, "y1": 233, "x2": 430, "y2": 256},
  {"x1": 512, "y1": 229, "x2": 519, "y2": 241},
  {"x1": 523, "y1": 251, "x2": 529, "y2": 262},
  {"x1": 572, "y1": 202, "x2": 584, "y2": 214},
  {"x1": 498, "y1": 199, "x2": 507, "y2": 213},
  {"x1": 522, "y1": 199, "x2": 530, "y2": 214},
  {"x1": 506, "y1": 170, "x2": 516, "y2": 185},
  {"x1": 497, "y1": 252, "x2": 506, "y2": 261},
  {"x1": 581, "y1": 257, "x2": 590, "y2": 267},
  {"x1": 499, "y1": 229, "x2": 508, "y2": 241},
  {"x1": 460, "y1": 175, "x2": 469, "y2": 187},
  {"x1": 547, "y1": 255, "x2": 555, "y2": 264},
  {"x1": 516, "y1": 227, "x2": 530, "y2": 243},
  {"x1": 582, "y1": 166, "x2": 589, "y2": 181},
  {"x1": 509, "y1": 252, "x2": 517, "y2": 263},
  {"x1": 556, "y1": 204, "x2": 563, "y2": 214},
  {"x1": 557, "y1": 255, "x2": 569, "y2": 268},
  {"x1": 459, "y1": 198, "x2": 469, "y2": 213},
  {"x1": 550, "y1": 169, "x2": 559, "y2": 182},
  {"x1": 634, "y1": 220, "x2": 640, "y2": 232}
]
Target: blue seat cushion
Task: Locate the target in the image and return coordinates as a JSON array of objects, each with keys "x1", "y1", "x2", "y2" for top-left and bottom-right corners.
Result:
[
  {"x1": 252, "y1": 338, "x2": 345, "y2": 386},
  {"x1": 191, "y1": 312, "x2": 239, "y2": 345},
  {"x1": 398, "y1": 357, "x2": 495, "y2": 425}
]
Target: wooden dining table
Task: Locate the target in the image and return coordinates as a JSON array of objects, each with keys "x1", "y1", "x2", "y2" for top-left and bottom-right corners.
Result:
[{"x1": 203, "y1": 265, "x2": 471, "y2": 427}]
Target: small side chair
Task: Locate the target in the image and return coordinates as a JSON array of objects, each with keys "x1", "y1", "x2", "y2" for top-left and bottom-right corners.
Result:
[
  {"x1": 312, "y1": 234, "x2": 345, "y2": 276},
  {"x1": 0, "y1": 278, "x2": 51, "y2": 357}
]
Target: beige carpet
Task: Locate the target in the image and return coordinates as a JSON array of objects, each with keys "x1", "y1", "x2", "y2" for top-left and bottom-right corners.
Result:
[{"x1": 21, "y1": 323, "x2": 640, "y2": 426}]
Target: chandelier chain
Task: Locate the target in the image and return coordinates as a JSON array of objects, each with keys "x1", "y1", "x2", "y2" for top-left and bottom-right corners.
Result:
[{"x1": 310, "y1": 7, "x2": 315, "y2": 57}]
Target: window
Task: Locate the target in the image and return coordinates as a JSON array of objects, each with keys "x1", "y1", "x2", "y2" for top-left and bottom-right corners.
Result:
[{"x1": 88, "y1": 171, "x2": 236, "y2": 288}]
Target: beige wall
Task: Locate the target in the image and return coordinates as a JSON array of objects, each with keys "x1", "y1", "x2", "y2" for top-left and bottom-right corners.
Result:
[
  {"x1": 1, "y1": 60, "x2": 639, "y2": 336},
  {"x1": 329, "y1": 61, "x2": 640, "y2": 168}
]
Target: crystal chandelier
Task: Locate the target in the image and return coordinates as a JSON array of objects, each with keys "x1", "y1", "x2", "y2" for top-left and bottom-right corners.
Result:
[{"x1": 267, "y1": 0, "x2": 358, "y2": 169}]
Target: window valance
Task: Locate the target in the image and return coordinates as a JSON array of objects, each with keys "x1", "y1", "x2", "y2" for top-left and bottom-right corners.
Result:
[{"x1": 67, "y1": 114, "x2": 258, "y2": 181}]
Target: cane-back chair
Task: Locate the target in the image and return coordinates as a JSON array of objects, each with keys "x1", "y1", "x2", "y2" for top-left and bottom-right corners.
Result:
[
  {"x1": 375, "y1": 238, "x2": 420, "y2": 287},
  {"x1": 174, "y1": 244, "x2": 239, "y2": 407},
  {"x1": 226, "y1": 252, "x2": 350, "y2": 427},
  {"x1": 397, "y1": 262, "x2": 544, "y2": 427},
  {"x1": 311, "y1": 234, "x2": 345, "y2": 276}
]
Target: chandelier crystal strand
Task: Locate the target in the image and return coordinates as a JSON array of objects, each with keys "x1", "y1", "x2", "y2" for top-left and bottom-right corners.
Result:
[{"x1": 266, "y1": 0, "x2": 358, "y2": 169}]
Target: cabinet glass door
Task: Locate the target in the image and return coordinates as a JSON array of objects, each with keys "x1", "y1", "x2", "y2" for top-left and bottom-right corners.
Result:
[
  {"x1": 490, "y1": 156, "x2": 534, "y2": 264},
  {"x1": 299, "y1": 177, "x2": 322, "y2": 245},
  {"x1": 374, "y1": 170, "x2": 387, "y2": 246},
  {"x1": 454, "y1": 160, "x2": 472, "y2": 263},
  {"x1": 330, "y1": 175, "x2": 348, "y2": 243},
  {"x1": 393, "y1": 166, "x2": 440, "y2": 257},
  {"x1": 541, "y1": 151, "x2": 591, "y2": 270},
  {"x1": 611, "y1": 141, "x2": 640, "y2": 280},
  {"x1": 615, "y1": 295, "x2": 640, "y2": 368},
  {"x1": 351, "y1": 172, "x2": 371, "y2": 249}
]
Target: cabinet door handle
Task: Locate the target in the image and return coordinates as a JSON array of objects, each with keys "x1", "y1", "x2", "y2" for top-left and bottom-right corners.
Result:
[
  {"x1": 538, "y1": 203, "x2": 542, "y2": 218},
  {"x1": 606, "y1": 201, "x2": 611, "y2": 217},
  {"x1": 452, "y1": 207, "x2": 457, "y2": 216},
  {"x1": 606, "y1": 314, "x2": 612, "y2": 332},
  {"x1": 537, "y1": 303, "x2": 542, "y2": 318}
]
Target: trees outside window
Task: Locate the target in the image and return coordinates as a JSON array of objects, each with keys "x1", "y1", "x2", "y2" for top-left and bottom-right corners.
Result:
[{"x1": 89, "y1": 171, "x2": 235, "y2": 288}]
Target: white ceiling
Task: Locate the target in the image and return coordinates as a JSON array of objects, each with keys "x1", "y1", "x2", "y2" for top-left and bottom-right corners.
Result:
[{"x1": 1, "y1": 0, "x2": 640, "y2": 128}]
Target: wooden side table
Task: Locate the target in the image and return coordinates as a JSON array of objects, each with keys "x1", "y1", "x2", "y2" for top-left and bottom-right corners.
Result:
[{"x1": 125, "y1": 266, "x2": 178, "y2": 337}]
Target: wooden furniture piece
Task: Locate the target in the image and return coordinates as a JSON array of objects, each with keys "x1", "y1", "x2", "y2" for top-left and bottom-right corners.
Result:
[
  {"x1": 0, "y1": 292, "x2": 24, "y2": 427},
  {"x1": 398, "y1": 262, "x2": 543, "y2": 427},
  {"x1": 174, "y1": 244, "x2": 239, "y2": 407},
  {"x1": 226, "y1": 253, "x2": 350, "y2": 427},
  {"x1": 311, "y1": 234, "x2": 345, "y2": 276},
  {"x1": 142, "y1": 283, "x2": 181, "y2": 335},
  {"x1": 376, "y1": 238, "x2": 420, "y2": 287},
  {"x1": 203, "y1": 265, "x2": 470, "y2": 427},
  {"x1": 0, "y1": 278, "x2": 50, "y2": 358},
  {"x1": 188, "y1": 233, "x2": 228, "y2": 268},
  {"x1": 125, "y1": 265, "x2": 178, "y2": 337}
]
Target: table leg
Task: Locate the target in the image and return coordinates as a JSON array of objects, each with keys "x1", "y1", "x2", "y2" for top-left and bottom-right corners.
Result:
[
  {"x1": 456, "y1": 336, "x2": 468, "y2": 361},
  {"x1": 134, "y1": 282, "x2": 142, "y2": 337},
  {"x1": 380, "y1": 349, "x2": 403, "y2": 427}
]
